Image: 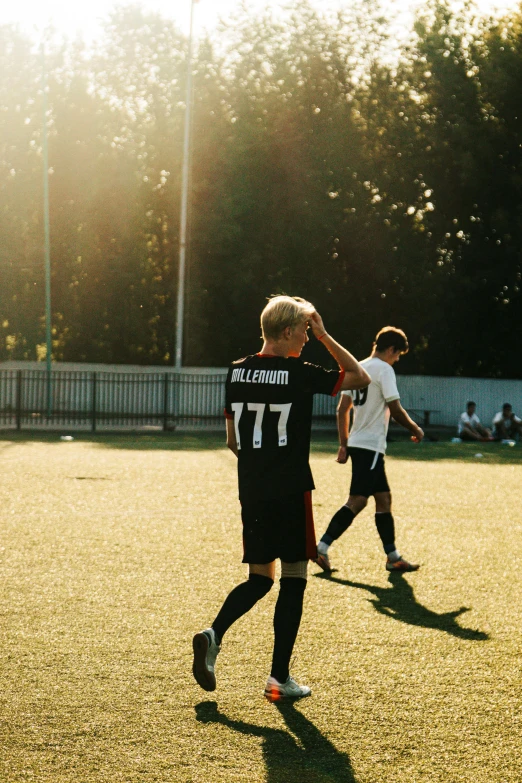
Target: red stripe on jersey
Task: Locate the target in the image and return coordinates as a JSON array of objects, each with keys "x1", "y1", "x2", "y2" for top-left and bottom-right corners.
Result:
[
  {"x1": 256, "y1": 353, "x2": 279, "y2": 358},
  {"x1": 304, "y1": 491, "x2": 317, "y2": 560},
  {"x1": 331, "y1": 370, "x2": 345, "y2": 396},
  {"x1": 224, "y1": 408, "x2": 233, "y2": 420}
]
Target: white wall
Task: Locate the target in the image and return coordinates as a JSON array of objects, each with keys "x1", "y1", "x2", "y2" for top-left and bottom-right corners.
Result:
[{"x1": 397, "y1": 375, "x2": 522, "y2": 429}]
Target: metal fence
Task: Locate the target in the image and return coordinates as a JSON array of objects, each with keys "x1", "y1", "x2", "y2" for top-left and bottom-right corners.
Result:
[
  {"x1": 0, "y1": 370, "x2": 234, "y2": 431},
  {"x1": 0, "y1": 369, "x2": 339, "y2": 432},
  {"x1": 1, "y1": 367, "x2": 521, "y2": 432}
]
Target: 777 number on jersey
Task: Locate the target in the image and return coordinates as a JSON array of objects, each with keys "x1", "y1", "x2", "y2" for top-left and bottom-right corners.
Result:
[{"x1": 231, "y1": 402, "x2": 292, "y2": 449}]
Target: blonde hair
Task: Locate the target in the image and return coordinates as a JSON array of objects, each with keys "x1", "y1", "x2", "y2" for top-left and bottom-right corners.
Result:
[{"x1": 261, "y1": 295, "x2": 315, "y2": 341}]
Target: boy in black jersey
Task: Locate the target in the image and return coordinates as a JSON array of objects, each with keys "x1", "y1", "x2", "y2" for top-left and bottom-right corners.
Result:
[{"x1": 192, "y1": 295, "x2": 370, "y2": 700}]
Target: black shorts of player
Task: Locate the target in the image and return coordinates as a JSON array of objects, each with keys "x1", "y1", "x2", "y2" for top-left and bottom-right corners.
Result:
[
  {"x1": 348, "y1": 447, "x2": 390, "y2": 498},
  {"x1": 241, "y1": 491, "x2": 317, "y2": 564}
]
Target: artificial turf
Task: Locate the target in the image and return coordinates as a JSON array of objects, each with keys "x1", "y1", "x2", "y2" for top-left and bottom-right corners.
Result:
[{"x1": 0, "y1": 433, "x2": 521, "y2": 782}]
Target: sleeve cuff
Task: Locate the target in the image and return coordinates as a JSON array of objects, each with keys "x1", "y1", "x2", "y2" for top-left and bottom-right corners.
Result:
[
  {"x1": 385, "y1": 394, "x2": 400, "y2": 403},
  {"x1": 224, "y1": 409, "x2": 233, "y2": 420},
  {"x1": 331, "y1": 370, "x2": 345, "y2": 396}
]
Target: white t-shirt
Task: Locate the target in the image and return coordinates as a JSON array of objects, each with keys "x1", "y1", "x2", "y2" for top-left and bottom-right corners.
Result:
[
  {"x1": 458, "y1": 412, "x2": 480, "y2": 434},
  {"x1": 342, "y1": 356, "x2": 400, "y2": 455},
  {"x1": 493, "y1": 411, "x2": 521, "y2": 426}
]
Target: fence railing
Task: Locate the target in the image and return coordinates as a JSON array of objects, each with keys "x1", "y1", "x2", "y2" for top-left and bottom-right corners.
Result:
[
  {"x1": 0, "y1": 370, "x2": 233, "y2": 431},
  {"x1": 2, "y1": 366, "x2": 521, "y2": 432},
  {"x1": 0, "y1": 369, "x2": 338, "y2": 431}
]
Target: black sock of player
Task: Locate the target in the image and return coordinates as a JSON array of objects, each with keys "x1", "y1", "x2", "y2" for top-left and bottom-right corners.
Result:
[
  {"x1": 321, "y1": 505, "x2": 356, "y2": 545},
  {"x1": 270, "y1": 577, "x2": 307, "y2": 683},
  {"x1": 212, "y1": 573, "x2": 273, "y2": 643},
  {"x1": 375, "y1": 512, "x2": 396, "y2": 554}
]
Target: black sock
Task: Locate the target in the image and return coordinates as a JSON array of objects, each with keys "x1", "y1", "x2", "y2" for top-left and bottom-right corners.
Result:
[
  {"x1": 321, "y1": 505, "x2": 356, "y2": 546},
  {"x1": 212, "y1": 573, "x2": 273, "y2": 643},
  {"x1": 270, "y1": 577, "x2": 307, "y2": 683},
  {"x1": 375, "y1": 512, "x2": 396, "y2": 555}
]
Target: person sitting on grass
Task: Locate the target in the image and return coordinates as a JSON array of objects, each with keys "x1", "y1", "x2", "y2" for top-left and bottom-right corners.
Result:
[
  {"x1": 458, "y1": 401, "x2": 493, "y2": 442},
  {"x1": 492, "y1": 403, "x2": 522, "y2": 441}
]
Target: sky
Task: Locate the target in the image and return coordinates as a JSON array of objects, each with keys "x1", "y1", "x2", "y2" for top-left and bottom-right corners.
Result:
[{"x1": 0, "y1": 0, "x2": 519, "y2": 42}]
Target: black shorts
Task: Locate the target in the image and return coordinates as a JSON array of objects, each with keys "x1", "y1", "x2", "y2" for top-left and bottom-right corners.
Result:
[
  {"x1": 348, "y1": 447, "x2": 390, "y2": 498},
  {"x1": 241, "y1": 491, "x2": 316, "y2": 564}
]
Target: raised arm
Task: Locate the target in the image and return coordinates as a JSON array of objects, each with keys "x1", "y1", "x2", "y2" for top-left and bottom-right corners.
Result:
[
  {"x1": 336, "y1": 393, "x2": 353, "y2": 463},
  {"x1": 309, "y1": 311, "x2": 370, "y2": 390},
  {"x1": 388, "y1": 399, "x2": 424, "y2": 442}
]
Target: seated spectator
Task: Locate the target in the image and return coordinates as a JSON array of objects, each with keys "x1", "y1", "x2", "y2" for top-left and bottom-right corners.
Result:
[
  {"x1": 458, "y1": 401, "x2": 493, "y2": 441},
  {"x1": 492, "y1": 403, "x2": 522, "y2": 441}
]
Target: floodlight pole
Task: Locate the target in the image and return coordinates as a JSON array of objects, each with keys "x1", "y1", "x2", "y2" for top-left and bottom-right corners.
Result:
[
  {"x1": 41, "y1": 43, "x2": 53, "y2": 415},
  {"x1": 175, "y1": 0, "x2": 196, "y2": 369}
]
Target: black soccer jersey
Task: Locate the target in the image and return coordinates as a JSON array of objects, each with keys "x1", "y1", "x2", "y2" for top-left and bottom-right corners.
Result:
[{"x1": 225, "y1": 354, "x2": 344, "y2": 503}]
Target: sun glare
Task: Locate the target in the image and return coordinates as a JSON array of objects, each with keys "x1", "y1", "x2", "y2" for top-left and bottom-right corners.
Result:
[{"x1": 0, "y1": 0, "x2": 519, "y2": 41}]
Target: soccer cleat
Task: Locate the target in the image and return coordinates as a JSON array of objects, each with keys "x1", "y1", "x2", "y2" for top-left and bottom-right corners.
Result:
[
  {"x1": 386, "y1": 556, "x2": 420, "y2": 572},
  {"x1": 264, "y1": 675, "x2": 311, "y2": 702},
  {"x1": 314, "y1": 552, "x2": 333, "y2": 573},
  {"x1": 192, "y1": 628, "x2": 220, "y2": 691}
]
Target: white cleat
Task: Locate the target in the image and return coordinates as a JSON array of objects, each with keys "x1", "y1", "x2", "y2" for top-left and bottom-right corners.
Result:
[
  {"x1": 192, "y1": 628, "x2": 220, "y2": 691},
  {"x1": 264, "y1": 675, "x2": 311, "y2": 702}
]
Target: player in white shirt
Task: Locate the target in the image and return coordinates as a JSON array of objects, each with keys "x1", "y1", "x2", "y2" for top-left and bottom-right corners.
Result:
[
  {"x1": 315, "y1": 327, "x2": 424, "y2": 573},
  {"x1": 458, "y1": 402, "x2": 493, "y2": 441},
  {"x1": 492, "y1": 403, "x2": 522, "y2": 440}
]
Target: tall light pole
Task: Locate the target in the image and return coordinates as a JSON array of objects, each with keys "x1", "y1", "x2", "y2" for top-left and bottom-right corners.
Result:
[
  {"x1": 41, "y1": 43, "x2": 53, "y2": 415},
  {"x1": 175, "y1": 0, "x2": 197, "y2": 369}
]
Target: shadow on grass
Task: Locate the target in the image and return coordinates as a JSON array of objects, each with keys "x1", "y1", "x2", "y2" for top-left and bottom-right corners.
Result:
[
  {"x1": 312, "y1": 442, "x2": 522, "y2": 466},
  {"x1": 310, "y1": 431, "x2": 522, "y2": 464},
  {"x1": 307, "y1": 432, "x2": 522, "y2": 464},
  {"x1": 2, "y1": 431, "x2": 521, "y2": 462},
  {"x1": 195, "y1": 700, "x2": 357, "y2": 783},
  {"x1": 0, "y1": 431, "x2": 226, "y2": 451},
  {"x1": 314, "y1": 571, "x2": 489, "y2": 641},
  {"x1": 383, "y1": 442, "x2": 522, "y2": 465}
]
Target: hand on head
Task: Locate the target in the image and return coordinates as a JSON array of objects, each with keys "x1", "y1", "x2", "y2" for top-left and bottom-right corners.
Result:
[{"x1": 308, "y1": 310, "x2": 326, "y2": 339}]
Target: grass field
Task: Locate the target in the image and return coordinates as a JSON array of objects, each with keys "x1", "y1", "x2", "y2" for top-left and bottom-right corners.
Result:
[{"x1": 1, "y1": 433, "x2": 521, "y2": 783}]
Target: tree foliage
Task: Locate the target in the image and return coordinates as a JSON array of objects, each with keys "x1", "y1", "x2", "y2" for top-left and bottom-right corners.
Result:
[{"x1": 1, "y1": 1, "x2": 521, "y2": 376}]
